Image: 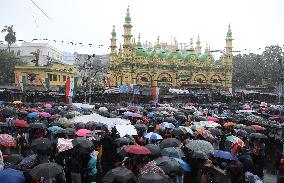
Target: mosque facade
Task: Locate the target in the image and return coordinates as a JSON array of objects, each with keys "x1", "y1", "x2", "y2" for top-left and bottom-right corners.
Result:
[{"x1": 108, "y1": 7, "x2": 233, "y2": 90}]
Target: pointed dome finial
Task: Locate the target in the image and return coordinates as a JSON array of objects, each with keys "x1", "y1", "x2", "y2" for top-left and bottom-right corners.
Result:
[
  {"x1": 111, "y1": 25, "x2": 116, "y2": 37},
  {"x1": 190, "y1": 37, "x2": 193, "y2": 48},
  {"x1": 227, "y1": 23, "x2": 232, "y2": 38},
  {"x1": 138, "y1": 33, "x2": 141, "y2": 42},
  {"x1": 157, "y1": 35, "x2": 160, "y2": 44},
  {"x1": 196, "y1": 34, "x2": 201, "y2": 45},
  {"x1": 125, "y1": 6, "x2": 131, "y2": 22}
]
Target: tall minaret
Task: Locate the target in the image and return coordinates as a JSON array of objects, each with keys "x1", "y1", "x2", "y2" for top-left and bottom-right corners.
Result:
[
  {"x1": 195, "y1": 35, "x2": 202, "y2": 55},
  {"x1": 225, "y1": 24, "x2": 233, "y2": 60},
  {"x1": 123, "y1": 6, "x2": 133, "y2": 60},
  {"x1": 110, "y1": 25, "x2": 117, "y2": 65}
]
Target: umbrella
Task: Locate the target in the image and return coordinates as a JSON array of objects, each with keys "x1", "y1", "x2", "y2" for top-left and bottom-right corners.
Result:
[
  {"x1": 0, "y1": 122, "x2": 7, "y2": 127},
  {"x1": 208, "y1": 128, "x2": 224, "y2": 136},
  {"x1": 134, "y1": 124, "x2": 148, "y2": 132},
  {"x1": 130, "y1": 113, "x2": 142, "y2": 118},
  {"x1": 6, "y1": 154, "x2": 24, "y2": 164},
  {"x1": 223, "y1": 122, "x2": 237, "y2": 127},
  {"x1": 138, "y1": 173, "x2": 171, "y2": 183},
  {"x1": 98, "y1": 107, "x2": 108, "y2": 112},
  {"x1": 160, "y1": 138, "x2": 181, "y2": 149},
  {"x1": 234, "y1": 125, "x2": 256, "y2": 133},
  {"x1": 44, "y1": 103, "x2": 52, "y2": 109},
  {"x1": 226, "y1": 135, "x2": 237, "y2": 142},
  {"x1": 199, "y1": 165, "x2": 231, "y2": 183},
  {"x1": 13, "y1": 101, "x2": 22, "y2": 104},
  {"x1": 212, "y1": 150, "x2": 238, "y2": 161},
  {"x1": 64, "y1": 128, "x2": 76, "y2": 136},
  {"x1": 179, "y1": 126, "x2": 194, "y2": 135},
  {"x1": 39, "y1": 112, "x2": 51, "y2": 118},
  {"x1": 12, "y1": 119, "x2": 28, "y2": 128},
  {"x1": 0, "y1": 134, "x2": 16, "y2": 147},
  {"x1": 207, "y1": 116, "x2": 220, "y2": 122},
  {"x1": 236, "y1": 130, "x2": 248, "y2": 138},
  {"x1": 185, "y1": 140, "x2": 214, "y2": 154},
  {"x1": 50, "y1": 114, "x2": 61, "y2": 119},
  {"x1": 147, "y1": 112, "x2": 155, "y2": 118},
  {"x1": 0, "y1": 168, "x2": 25, "y2": 183},
  {"x1": 161, "y1": 147, "x2": 185, "y2": 158},
  {"x1": 251, "y1": 125, "x2": 266, "y2": 131},
  {"x1": 72, "y1": 137, "x2": 94, "y2": 153},
  {"x1": 232, "y1": 138, "x2": 245, "y2": 147},
  {"x1": 190, "y1": 151, "x2": 209, "y2": 159},
  {"x1": 75, "y1": 129, "x2": 92, "y2": 136},
  {"x1": 190, "y1": 124, "x2": 204, "y2": 131},
  {"x1": 27, "y1": 112, "x2": 39, "y2": 118},
  {"x1": 0, "y1": 108, "x2": 15, "y2": 116},
  {"x1": 28, "y1": 123, "x2": 47, "y2": 129},
  {"x1": 30, "y1": 163, "x2": 63, "y2": 178},
  {"x1": 155, "y1": 156, "x2": 182, "y2": 175},
  {"x1": 31, "y1": 138, "x2": 52, "y2": 153},
  {"x1": 144, "y1": 132, "x2": 163, "y2": 140},
  {"x1": 172, "y1": 128, "x2": 187, "y2": 137},
  {"x1": 74, "y1": 122, "x2": 86, "y2": 130},
  {"x1": 47, "y1": 126, "x2": 63, "y2": 132},
  {"x1": 19, "y1": 154, "x2": 38, "y2": 168},
  {"x1": 101, "y1": 167, "x2": 137, "y2": 183},
  {"x1": 249, "y1": 133, "x2": 268, "y2": 139},
  {"x1": 145, "y1": 144, "x2": 161, "y2": 156},
  {"x1": 123, "y1": 111, "x2": 133, "y2": 117},
  {"x1": 115, "y1": 137, "x2": 132, "y2": 147},
  {"x1": 164, "y1": 117, "x2": 178, "y2": 124},
  {"x1": 160, "y1": 122, "x2": 175, "y2": 129},
  {"x1": 127, "y1": 106, "x2": 138, "y2": 112},
  {"x1": 124, "y1": 145, "x2": 150, "y2": 155},
  {"x1": 173, "y1": 158, "x2": 190, "y2": 172}
]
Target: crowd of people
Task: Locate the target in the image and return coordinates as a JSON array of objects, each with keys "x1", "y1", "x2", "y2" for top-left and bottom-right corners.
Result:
[{"x1": 0, "y1": 100, "x2": 283, "y2": 183}]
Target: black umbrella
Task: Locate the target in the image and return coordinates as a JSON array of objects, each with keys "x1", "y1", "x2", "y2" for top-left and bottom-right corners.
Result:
[
  {"x1": 64, "y1": 114, "x2": 75, "y2": 119},
  {"x1": 145, "y1": 144, "x2": 161, "y2": 156},
  {"x1": 74, "y1": 122, "x2": 86, "y2": 130},
  {"x1": 199, "y1": 164, "x2": 231, "y2": 183},
  {"x1": 72, "y1": 137, "x2": 94, "y2": 153},
  {"x1": 49, "y1": 122, "x2": 62, "y2": 127},
  {"x1": 190, "y1": 151, "x2": 209, "y2": 159},
  {"x1": 234, "y1": 125, "x2": 256, "y2": 133},
  {"x1": 208, "y1": 128, "x2": 224, "y2": 136},
  {"x1": 0, "y1": 108, "x2": 15, "y2": 116},
  {"x1": 64, "y1": 128, "x2": 76, "y2": 136},
  {"x1": 28, "y1": 123, "x2": 47, "y2": 129},
  {"x1": 115, "y1": 137, "x2": 133, "y2": 147},
  {"x1": 249, "y1": 133, "x2": 267, "y2": 139},
  {"x1": 31, "y1": 138, "x2": 52, "y2": 153},
  {"x1": 6, "y1": 154, "x2": 24, "y2": 164},
  {"x1": 29, "y1": 163, "x2": 63, "y2": 178},
  {"x1": 160, "y1": 138, "x2": 181, "y2": 149},
  {"x1": 155, "y1": 156, "x2": 182, "y2": 176},
  {"x1": 134, "y1": 124, "x2": 148, "y2": 133},
  {"x1": 172, "y1": 128, "x2": 186, "y2": 137},
  {"x1": 43, "y1": 108, "x2": 54, "y2": 114},
  {"x1": 164, "y1": 117, "x2": 178, "y2": 124},
  {"x1": 101, "y1": 167, "x2": 137, "y2": 183},
  {"x1": 236, "y1": 130, "x2": 248, "y2": 138},
  {"x1": 138, "y1": 173, "x2": 172, "y2": 183}
]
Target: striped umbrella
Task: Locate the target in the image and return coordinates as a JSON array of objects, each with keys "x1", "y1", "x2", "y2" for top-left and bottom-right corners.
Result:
[{"x1": 0, "y1": 134, "x2": 16, "y2": 147}]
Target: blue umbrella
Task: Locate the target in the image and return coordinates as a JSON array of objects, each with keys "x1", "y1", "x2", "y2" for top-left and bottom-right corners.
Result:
[
  {"x1": 19, "y1": 154, "x2": 38, "y2": 168},
  {"x1": 147, "y1": 112, "x2": 154, "y2": 118},
  {"x1": 47, "y1": 126, "x2": 63, "y2": 132},
  {"x1": 0, "y1": 101, "x2": 6, "y2": 105},
  {"x1": 174, "y1": 158, "x2": 190, "y2": 172},
  {"x1": 0, "y1": 168, "x2": 25, "y2": 183},
  {"x1": 123, "y1": 111, "x2": 133, "y2": 117},
  {"x1": 160, "y1": 122, "x2": 175, "y2": 129},
  {"x1": 212, "y1": 150, "x2": 238, "y2": 161},
  {"x1": 144, "y1": 132, "x2": 163, "y2": 140},
  {"x1": 27, "y1": 112, "x2": 38, "y2": 118}
]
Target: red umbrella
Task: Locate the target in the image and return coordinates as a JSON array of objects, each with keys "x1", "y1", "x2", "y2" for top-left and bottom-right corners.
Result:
[
  {"x1": 44, "y1": 103, "x2": 52, "y2": 109},
  {"x1": 251, "y1": 125, "x2": 266, "y2": 131},
  {"x1": 76, "y1": 129, "x2": 92, "y2": 137},
  {"x1": 13, "y1": 119, "x2": 28, "y2": 128},
  {"x1": 124, "y1": 145, "x2": 151, "y2": 155},
  {"x1": 127, "y1": 106, "x2": 138, "y2": 112},
  {"x1": 0, "y1": 134, "x2": 16, "y2": 147},
  {"x1": 207, "y1": 116, "x2": 219, "y2": 122}
]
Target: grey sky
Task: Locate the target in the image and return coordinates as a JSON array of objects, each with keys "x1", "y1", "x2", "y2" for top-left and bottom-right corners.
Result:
[{"x1": 1, "y1": 0, "x2": 284, "y2": 55}]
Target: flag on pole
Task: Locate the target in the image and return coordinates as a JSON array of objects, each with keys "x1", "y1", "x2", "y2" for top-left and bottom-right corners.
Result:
[
  {"x1": 152, "y1": 86, "x2": 160, "y2": 103},
  {"x1": 16, "y1": 75, "x2": 26, "y2": 93},
  {"x1": 39, "y1": 77, "x2": 49, "y2": 90},
  {"x1": 65, "y1": 76, "x2": 78, "y2": 97}
]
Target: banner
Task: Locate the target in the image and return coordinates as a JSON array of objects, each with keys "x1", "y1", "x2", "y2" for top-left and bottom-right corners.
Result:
[
  {"x1": 16, "y1": 75, "x2": 26, "y2": 93},
  {"x1": 39, "y1": 77, "x2": 49, "y2": 90},
  {"x1": 65, "y1": 76, "x2": 78, "y2": 97},
  {"x1": 119, "y1": 84, "x2": 140, "y2": 94},
  {"x1": 152, "y1": 86, "x2": 160, "y2": 103}
]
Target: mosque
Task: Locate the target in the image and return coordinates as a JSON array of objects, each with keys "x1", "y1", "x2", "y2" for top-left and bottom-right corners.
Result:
[{"x1": 108, "y1": 6, "x2": 233, "y2": 90}]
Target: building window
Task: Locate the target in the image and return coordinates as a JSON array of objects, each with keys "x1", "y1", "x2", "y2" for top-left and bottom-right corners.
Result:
[
  {"x1": 48, "y1": 74, "x2": 53, "y2": 81},
  {"x1": 63, "y1": 76, "x2": 66, "y2": 81},
  {"x1": 17, "y1": 50, "x2": 21, "y2": 56},
  {"x1": 58, "y1": 75, "x2": 61, "y2": 81},
  {"x1": 53, "y1": 75, "x2": 57, "y2": 81}
]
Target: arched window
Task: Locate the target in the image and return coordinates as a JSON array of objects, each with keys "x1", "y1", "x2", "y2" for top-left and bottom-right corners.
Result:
[
  {"x1": 141, "y1": 77, "x2": 148, "y2": 82},
  {"x1": 160, "y1": 77, "x2": 169, "y2": 82}
]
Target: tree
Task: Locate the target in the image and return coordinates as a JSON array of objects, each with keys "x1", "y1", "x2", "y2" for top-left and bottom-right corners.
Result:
[
  {"x1": 1, "y1": 25, "x2": 16, "y2": 53},
  {"x1": 0, "y1": 50, "x2": 25, "y2": 85}
]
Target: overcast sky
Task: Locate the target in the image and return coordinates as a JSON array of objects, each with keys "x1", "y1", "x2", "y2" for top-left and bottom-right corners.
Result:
[{"x1": 0, "y1": 0, "x2": 283, "y2": 55}]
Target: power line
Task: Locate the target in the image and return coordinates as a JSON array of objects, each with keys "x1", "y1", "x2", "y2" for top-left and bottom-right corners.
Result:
[{"x1": 30, "y1": 0, "x2": 53, "y2": 22}]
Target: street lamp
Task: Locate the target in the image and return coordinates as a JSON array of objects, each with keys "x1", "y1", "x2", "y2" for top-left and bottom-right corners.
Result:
[{"x1": 278, "y1": 53, "x2": 284, "y2": 103}]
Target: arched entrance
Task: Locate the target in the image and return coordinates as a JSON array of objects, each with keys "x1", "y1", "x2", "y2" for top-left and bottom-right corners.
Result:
[
  {"x1": 136, "y1": 72, "x2": 152, "y2": 87},
  {"x1": 157, "y1": 73, "x2": 173, "y2": 87}
]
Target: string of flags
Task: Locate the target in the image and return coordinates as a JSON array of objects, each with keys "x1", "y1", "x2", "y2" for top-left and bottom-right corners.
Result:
[{"x1": 0, "y1": 39, "x2": 108, "y2": 48}]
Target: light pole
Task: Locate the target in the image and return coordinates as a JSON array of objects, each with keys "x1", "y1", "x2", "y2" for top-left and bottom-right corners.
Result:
[{"x1": 278, "y1": 53, "x2": 284, "y2": 104}]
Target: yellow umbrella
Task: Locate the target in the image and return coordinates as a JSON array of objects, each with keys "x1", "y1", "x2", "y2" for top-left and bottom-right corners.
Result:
[{"x1": 13, "y1": 101, "x2": 22, "y2": 104}]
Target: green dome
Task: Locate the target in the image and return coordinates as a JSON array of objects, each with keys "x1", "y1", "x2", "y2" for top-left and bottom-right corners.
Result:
[
  {"x1": 136, "y1": 42, "x2": 145, "y2": 57},
  {"x1": 111, "y1": 30, "x2": 116, "y2": 37},
  {"x1": 146, "y1": 48, "x2": 154, "y2": 58},
  {"x1": 227, "y1": 24, "x2": 232, "y2": 38},
  {"x1": 125, "y1": 15, "x2": 131, "y2": 22},
  {"x1": 177, "y1": 51, "x2": 183, "y2": 59},
  {"x1": 183, "y1": 52, "x2": 191, "y2": 60},
  {"x1": 165, "y1": 51, "x2": 173, "y2": 60}
]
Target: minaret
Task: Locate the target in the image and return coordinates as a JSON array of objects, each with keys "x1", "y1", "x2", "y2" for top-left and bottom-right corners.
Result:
[
  {"x1": 110, "y1": 25, "x2": 117, "y2": 65},
  {"x1": 122, "y1": 6, "x2": 133, "y2": 60},
  {"x1": 195, "y1": 35, "x2": 202, "y2": 55},
  {"x1": 190, "y1": 37, "x2": 194, "y2": 50},
  {"x1": 225, "y1": 24, "x2": 233, "y2": 59}
]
